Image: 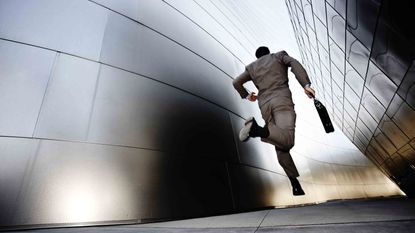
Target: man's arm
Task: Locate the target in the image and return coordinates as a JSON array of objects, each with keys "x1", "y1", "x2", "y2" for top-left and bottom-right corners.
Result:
[
  {"x1": 281, "y1": 51, "x2": 310, "y2": 86},
  {"x1": 232, "y1": 70, "x2": 251, "y2": 99},
  {"x1": 281, "y1": 51, "x2": 315, "y2": 98}
]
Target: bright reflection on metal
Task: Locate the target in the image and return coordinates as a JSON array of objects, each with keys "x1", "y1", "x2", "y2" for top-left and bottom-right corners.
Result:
[{"x1": 61, "y1": 181, "x2": 97, "y2": 222}]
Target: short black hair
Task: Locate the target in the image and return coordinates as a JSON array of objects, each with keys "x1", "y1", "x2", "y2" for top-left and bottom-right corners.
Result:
[{"x1": 255, "y1": 46, "x2": 270, "y2": 58}]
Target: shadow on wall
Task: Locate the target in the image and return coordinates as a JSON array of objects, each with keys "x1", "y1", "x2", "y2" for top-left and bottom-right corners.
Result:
[
  {"x1": 123, "y1": 95, "x2": 237, "y2": 221},
  {"x1": 148, "y1": 98, "x2": 239, "y2": 220}
]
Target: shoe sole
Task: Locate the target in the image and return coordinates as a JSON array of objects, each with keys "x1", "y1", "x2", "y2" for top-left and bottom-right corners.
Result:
[
  {"x1": 239, "y1": 118, "x2": 254, "y2": 142},
  {"x1": 293, "y1": 189, "x2": 305, "y2": 196}
]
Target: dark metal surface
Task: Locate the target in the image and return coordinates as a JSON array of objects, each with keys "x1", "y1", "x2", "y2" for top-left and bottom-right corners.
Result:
[{"x1": 287, "y1": 0, "x2": 415, "y2": 196}]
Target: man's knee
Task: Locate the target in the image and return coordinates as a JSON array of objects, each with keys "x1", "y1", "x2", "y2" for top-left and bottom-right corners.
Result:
[
  {"x1": 282, "y1": 142, "x2": 294, "y2": 151},
  {"x1": 281, "y1": 137, "x2": 295, "y2": 151}
]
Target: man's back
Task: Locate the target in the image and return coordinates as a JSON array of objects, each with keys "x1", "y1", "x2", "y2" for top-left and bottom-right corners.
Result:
[
  {"x1": 233, "y1": 49, "x2": 311, "y2": 107},
  {"x1": 246, "y1": 51, "x2": 292, "y2": 107}
]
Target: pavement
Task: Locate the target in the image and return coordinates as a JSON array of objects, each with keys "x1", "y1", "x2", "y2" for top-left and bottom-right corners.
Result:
[{"x1": 6, "y1": 197, "x2": 415, "y2": 232}]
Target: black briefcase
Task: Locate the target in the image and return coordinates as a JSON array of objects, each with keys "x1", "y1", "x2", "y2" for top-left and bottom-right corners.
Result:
[{"x1": 314, "y1": 98, "x2": 334, "y2": 133}]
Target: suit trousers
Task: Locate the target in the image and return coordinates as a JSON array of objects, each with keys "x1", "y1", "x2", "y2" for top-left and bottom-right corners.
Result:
[{"x1": 259, "y1": 98, "x2": 300, "y2": 178}]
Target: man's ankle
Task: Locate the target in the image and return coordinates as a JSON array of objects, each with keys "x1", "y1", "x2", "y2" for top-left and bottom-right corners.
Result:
[
  {"x1": 249, "y1": 121, "x2": 269, "y2": 138},
  {"x1": 289, "y1": 177, "x2": 300, "y2": 186}
]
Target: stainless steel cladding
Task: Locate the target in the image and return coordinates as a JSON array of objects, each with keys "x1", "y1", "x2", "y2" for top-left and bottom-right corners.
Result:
[
  {"x1": 286, "y1": 0, "x2": 415, "y2": 196},
  {"x1": 0, "y1": 0, "x2": 403, "y2": 230}
]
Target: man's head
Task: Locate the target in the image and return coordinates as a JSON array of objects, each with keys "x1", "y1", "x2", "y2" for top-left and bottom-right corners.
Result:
[{"x1": 255, "y1": 46, "x2": 270, "y2": 58}]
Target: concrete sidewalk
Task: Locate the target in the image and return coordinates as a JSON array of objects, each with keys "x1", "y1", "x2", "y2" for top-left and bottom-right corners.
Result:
[{"x1": 8, "y1": 197, "x2": 415, "y2": 232}]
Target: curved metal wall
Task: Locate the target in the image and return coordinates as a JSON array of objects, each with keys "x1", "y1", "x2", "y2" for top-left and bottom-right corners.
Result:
[
  {"x1": 0, "y1": 0, "x2": 402, "y2": 230},
  {"x1": 285, "y1": 0, "x2": 415, "y2": 196}
]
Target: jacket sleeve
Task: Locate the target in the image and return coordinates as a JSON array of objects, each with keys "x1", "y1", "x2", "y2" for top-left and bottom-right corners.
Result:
[
  {"x1": 281, "y1": 51, "x2": 311, "y2": 87},
  {"x1": 232, "y1": 70, "x2": 251, "y2": 99}
]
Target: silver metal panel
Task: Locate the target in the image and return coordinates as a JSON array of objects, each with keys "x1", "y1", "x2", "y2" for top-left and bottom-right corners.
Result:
[
  {"x1": 397, "y1": 62, "x2": 415, "y2": 109},
  {"x1": 34, "y1": 54, "x2": 100, "y2": 141},
  {"x1": 295, "y1": 4, "x2": 307, "y2": 32},
  {"x1": 229, "y1": 164, "x2": 294, "y2": 208},
  {"x1": 313, "y1": 184, "x2": 340, "y2": 201},
  {"x1": 99, "y1": 12, "x2": 145, "y2": 73},
  {"x1": 0, "y1": 0, "x2": 107, "y2": 60},
  {"x1": 293, "y1": 137, "x2": 332, "y2": 164},
  {"x1": 329, "y1": 148, "x2": 360, "y2": 167},
  {"x1": 346, "y1": 30, "x2": 370, "y2": 77},
  {"x1": 307, "y1": 159, "x2": 338, "y2": 185},
  {"x1": 358, "y1": 107, "x2": 378, "y2": 134},
  {"x1": 135, "y1": 0, "x2": 238, "y2": 76},
  {"x1": 345, "y1": 62, "x2": 364, "y2": 96},
  {"x1": 365, "y1": 184, "x2": 402, "y2": 197},
  {"x1": 331, "y1": 73, "x2": 343, "y2": 99},
  {"x1": 344, "y1": 98, "x2": 358, "y2": 120},
  {"x1": 372, "y1": 27, "x2": 409, "y2": 85},
  {"x1": 312, "y1": 0, "x2": 326, "y2": 25},
  {"x1": 88, "y1": 65, "x2": 236, "y2": 158},
  {"x1": 321, "y1": 67, "x2": 332, "y2": 90},
  {"x1": 327, "y1": 0, "x2": 346, "y2": 18},
  {"x1": 361, "y1": 88, "x2": 385, "y2": 123},
  {"x1": 315, "y1": 17, "x2": 329, "y2": 51},
  {"x1": 386, "y1": 94, "x2": 404, "y2": 118},
  {"x1": 344, "y1": 83, "x2": 360, "y2": 107},
  {"x1": 374, "y1": 129, "x2": 397, "y2": 155},
  {"x1": 307, "y1": 26, "x2": 318, "y2": 50},
  {"x1": 346, "y1": 0, "x2": 381, "y2": 49},
  {"x1": 326, "y1": 3, "x2": 345, "y2": 51},
  {"x1": 0, "y1": 138, "x2": 39, "y2": 225},
  {"x1": 221, "y1": 0, "x2": 262, "y2": 42},
  {"x1": 318, "y1": 43, "x2": 330, "y2": 70},
  {"x1": 370, "y1": 139, "x2": 390, "y2": 162},
  {"x1": 100, "y1": 12, "x2": 239, "y2": 115},
  {"x1": 195, "y1": 0, "x2": 257, "y2": 52},
  {"x1": 392, "y1": 102, "x2": 415, "y2": 139},
  {"x1": 302, "y1": 0, "x2": 314, "y2": 26},
  {"x1": 332, "y1": 165, "x2": 364, "y2": 185},
  {"x1": 329, "y1": 39, "x2": 345, "y2": 74},
  {"x1": 366, "y1": 145, "x2": 385, "y2": 166},
  {"x1": 12, "y1": 140, "x2": 233, "y2": 226},
  {"x1": 310, "y1": 49, "x2": 320, "y2": 73},
  {"x1": 292, "y1": 152, "x2": 313, "y2": 184},
  {"x1": 354, "y1": 130, "x2": 370, "y2": 149},
  {"x1": 12, "y1": 140, "x2": 152, "y2": 224},
  {"x1": 93, "y1": 0, "x2": 140, "y2": 21},
  {"x1": 399, "y1": 144, "x2": 415, "y2": 164},
  {"x1": 164, "y1": 0, "x2": 252, "y2": 64},
  {"x1": 0, "y1": 40, "x2": 55, "y2": 137},
  {"x1": 379, "y1": 116, "x2": 409, "y2": 150},
  {"x1": 365, "y1": 62, "x2": 397, "y2": 107},
  {"x1": 356, "y1": 118, "x2": 373, "y2": 140},
  {"x1": 343, "y1": 115, "x2": 354, "y2": 131},
  {"x1": 337, "y1": 185, "x2": 367, "y2": 199}
]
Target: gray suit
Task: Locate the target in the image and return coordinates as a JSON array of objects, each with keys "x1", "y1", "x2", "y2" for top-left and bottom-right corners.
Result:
[{"x1": 233, "y1": 51, "x2": 310, "y2": 178}]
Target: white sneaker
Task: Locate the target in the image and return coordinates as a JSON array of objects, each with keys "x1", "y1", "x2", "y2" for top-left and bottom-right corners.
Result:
[{"x1": 239, "y1": 117, "x2": 254, "y2": 142}]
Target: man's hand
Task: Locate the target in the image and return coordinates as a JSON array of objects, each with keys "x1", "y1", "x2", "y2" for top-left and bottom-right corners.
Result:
[
  {"x1": 304, "y1": 87, "x2": 315, "y2": 99},
  {"x1": 247, "y1": 92, "x2": 257, "y2": 102}
]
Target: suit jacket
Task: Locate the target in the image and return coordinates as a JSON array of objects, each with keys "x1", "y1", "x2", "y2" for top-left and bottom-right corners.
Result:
[{"x1": 232, "y1": 51, "x2": 310, "y2": 107}]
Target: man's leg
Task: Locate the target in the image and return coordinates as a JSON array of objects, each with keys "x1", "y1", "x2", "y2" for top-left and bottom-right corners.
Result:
[
  {"x1": 239, "y1": 117, "x2": 269, "y2": 142},
  {"x1": 276, "y1": 148, "x2": 304, "y2": 196},
  {"x1": 261, "y1": 110, "x2": 296, "y2": 151},
  {"x1": 275, "y1": 149, "x2": 299, "y2": 178},
  {"x1": 238, "y1": 109, "x2": 305, "y2": 195},
  {"x1": 264, "y1": 108, "x2": 305, "y2": 196}
]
